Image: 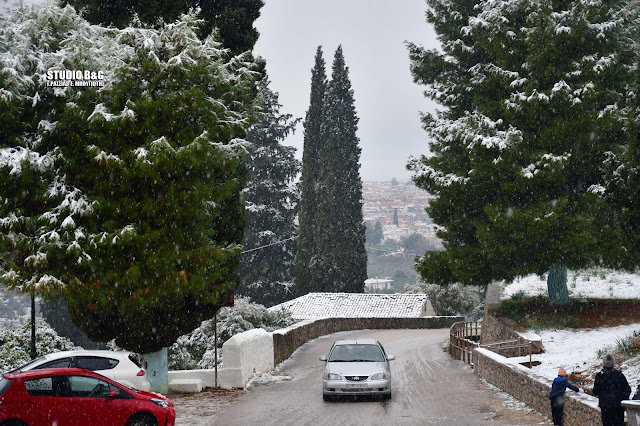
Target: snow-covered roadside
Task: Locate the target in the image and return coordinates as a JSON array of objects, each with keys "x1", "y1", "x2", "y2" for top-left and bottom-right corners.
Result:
[{"x1": 501, "y1": 268, "x2": 640, "y2": 393}]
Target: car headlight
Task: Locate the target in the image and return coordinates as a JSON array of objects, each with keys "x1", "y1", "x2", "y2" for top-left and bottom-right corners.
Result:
[
  {"x1": 150, "y1": 398, "x2": 172, "y2": 408},
  {"x1": 370, "y1": 373, "x2": 389, "y2": 380},
  {"x1": 327, "y1": 373, "x2": 342, "y2": 380}
]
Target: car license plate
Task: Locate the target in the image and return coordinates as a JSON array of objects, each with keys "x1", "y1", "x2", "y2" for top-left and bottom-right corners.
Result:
[{"x1": 347, "y1": 384, "x2": 365, "y2": 388}]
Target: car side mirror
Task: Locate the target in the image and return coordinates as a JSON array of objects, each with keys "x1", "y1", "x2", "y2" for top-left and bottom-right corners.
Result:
[
  {"x1": 319, "y1": 355, "x2": 327, "y2": 362},
  {"x1": 387, "y1": 355, "x2": 395, "y2": 361},
  {"x1": 108, "y1": 390, "x2": 118, "y2": 398}
]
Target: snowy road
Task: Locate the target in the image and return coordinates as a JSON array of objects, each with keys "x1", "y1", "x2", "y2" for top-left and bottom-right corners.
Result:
[{"x1": 171, "y1": 328, "x2": 551, "y2": 425}]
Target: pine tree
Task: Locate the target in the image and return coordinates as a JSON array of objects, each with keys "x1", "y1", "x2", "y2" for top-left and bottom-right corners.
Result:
[
  {"x1": 294, "y1": 46, "x2": 327, "y2": 296},
  {"x1": 60, "y1": 0, "x2": 264, "y2": 54},
  {"x1": 0, "y1": 5, "x2": 260, "y2": 353},
  {"x1": 238, "y1": 74, "x2": 301, "y2": 307},
  {"x1": 408, "y1": 0, "x2": 638, "y2": 304},
  {"x1": 311, "y1": 46, "x2": 367, "y2": 293}
]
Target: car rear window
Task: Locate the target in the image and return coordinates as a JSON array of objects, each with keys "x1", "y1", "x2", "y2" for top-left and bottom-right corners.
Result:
[
  {"x1": 128, "y1": 353, "x2": 143, "y2": 368},
  {"x1": 0, "y1": 376, "x2": 12, "y2": 396},
  {"x1": 75, "y1": 356, "x2": 118, "y2": 371}
]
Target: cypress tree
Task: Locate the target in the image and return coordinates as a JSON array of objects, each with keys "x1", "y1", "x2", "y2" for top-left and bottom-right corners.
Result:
[
  {"x1": 312, "y1": 46, "x2": 367, "y2": 293},
  {"x1": 239, "y1": 74, "x2": 301, "y2": 307},
  {"x1": 408, "y1": 0, "x2": 638, "y2": 304},
  {"x1": 294, "y1": 46, "x2": 327, "y2": 296}
]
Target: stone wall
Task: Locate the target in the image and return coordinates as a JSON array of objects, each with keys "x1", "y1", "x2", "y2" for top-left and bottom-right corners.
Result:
[
  {"x1": 481, "y1": 309, "x2": 544, "y2": 356},
  {"x1": 474, "y1": 348, "x2": 601, "y2": 426},
  {"x1": 272, "y1": 316, "x2": 462, "y2": 365}
]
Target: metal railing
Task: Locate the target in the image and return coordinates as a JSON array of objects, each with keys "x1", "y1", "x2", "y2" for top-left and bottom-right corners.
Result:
[
  {"x1": 480, "y1": 336, "x2": 534, "y2": 366},
  {"x1": 449, "y1": 321, "x2": 481, "y2": 365},
  {"x1": 622, "y1": 400, "x2": 640, "y2": 426},
  {"x1": 450, "y1": 322, "x2": 536, "y2": 366}
]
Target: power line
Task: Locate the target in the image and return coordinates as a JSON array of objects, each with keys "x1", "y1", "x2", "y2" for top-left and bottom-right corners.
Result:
[{"x1": 240, "y1": 235, "x2": 297, "y2": 254}]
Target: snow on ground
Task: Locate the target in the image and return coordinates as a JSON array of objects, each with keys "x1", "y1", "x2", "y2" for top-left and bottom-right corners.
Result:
[
  {"x1": 501, "y1": 268, "x2": 640, "y2": 393},
  {"x1": 502, "y1": 268, "x2": 640, "y2": 300}
]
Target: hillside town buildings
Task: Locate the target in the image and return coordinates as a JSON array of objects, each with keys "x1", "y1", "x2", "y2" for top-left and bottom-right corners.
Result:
[{"x1": 363, "y1": 180, "x2": 441, "y2": 248}]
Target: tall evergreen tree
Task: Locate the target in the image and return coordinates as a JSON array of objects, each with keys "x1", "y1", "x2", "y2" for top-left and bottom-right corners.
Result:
[
  {"x1": 61, "y1": 0, "x2": 264, "y2": 54},
  {"x1": 0, "y1": 6, "x2": 260, "y2": 354},
  {"x1": 311, "y1": 46, "x2": 367, "y2": 293},
  {"x1": 239, "y1": 74, "x2": 301, "y2": 307},
  {"x1": 408, "y1": 0, "x2": 638, "y2": 304},
  {"x1": 294, "y1": 46, "x2": 327, "y2": 296}
]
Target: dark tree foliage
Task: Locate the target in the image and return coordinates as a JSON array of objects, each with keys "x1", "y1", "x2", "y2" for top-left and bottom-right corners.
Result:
[
  {"x1": 52, "y1": 38, "x2": 258, "y2": 353},
  {"x1": 238, "y1": 74, "x2": 301, "y2": 307},
  {"x1": 407, "y1": 0, "x2": 638, "y2": 304},
  {"x1": 294, "y1": 46, "x2": 327, "y2": 296},
  {"x1": 40, "y1": 296, "x2": 105, "y2": 349},
  {"x1": 61, "y1": 0, "x2": 263, "y2": 54},
  {"x1": 365, "y1": 220, "x2": 383, "y2": 248},
  {"x1": 311, "y1": 46, "x2": 367, "y2": 293},
  {"x1": 602, "y1": 69, "x2": 640, "y2": 270}
]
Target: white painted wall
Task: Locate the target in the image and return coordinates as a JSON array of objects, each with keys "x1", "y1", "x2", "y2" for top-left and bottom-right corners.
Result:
[{"x1": 168, "y1": 328, "x2": 274, "y2": 390}]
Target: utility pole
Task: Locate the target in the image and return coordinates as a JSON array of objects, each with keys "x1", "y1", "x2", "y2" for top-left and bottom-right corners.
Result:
[{"x1": 30, "y1": 291, "x2": 36, "y2": 359}]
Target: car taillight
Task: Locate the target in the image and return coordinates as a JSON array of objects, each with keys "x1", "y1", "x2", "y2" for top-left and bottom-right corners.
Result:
[{"x1": 137, "y1": 370, "x2": 145, "y2": 377}]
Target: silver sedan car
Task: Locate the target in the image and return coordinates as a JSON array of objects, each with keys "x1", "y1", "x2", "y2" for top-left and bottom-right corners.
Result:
[{"x1": 320, "y1": 338, "x2": 395, "y2": 401}]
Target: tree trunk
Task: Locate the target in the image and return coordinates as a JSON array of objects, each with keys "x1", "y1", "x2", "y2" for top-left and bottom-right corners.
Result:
[
  {"x1": 143, "y1": 348, "x2": 169, "y2": 393},
  {"x1": 547, "y1": 264, "x2": 569, "y2": 305}
]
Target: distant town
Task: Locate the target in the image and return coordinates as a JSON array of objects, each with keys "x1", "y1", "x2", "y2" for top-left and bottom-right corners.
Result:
[{"x1": 363, "y1": 179, "x2": 441, "y2": 249}]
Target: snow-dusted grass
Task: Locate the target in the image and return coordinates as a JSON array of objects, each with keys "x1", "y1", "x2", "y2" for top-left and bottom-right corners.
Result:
[
  {"x1": 502, "y1": 268, "x2": 640, "y2": 300},
  {"x1": 501, "y1": 268, "x2": 640, "y2": 394}
]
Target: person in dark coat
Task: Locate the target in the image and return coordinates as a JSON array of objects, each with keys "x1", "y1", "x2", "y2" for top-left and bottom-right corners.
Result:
[
  {"x1": 593, "y1": 354, "x2": 631, "y2": 426},
  {"x1": 549, "y1": 366, "x2": 580, "y2": 426}
]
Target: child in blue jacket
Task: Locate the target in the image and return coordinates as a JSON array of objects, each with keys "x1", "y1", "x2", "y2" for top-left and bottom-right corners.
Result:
[{"x1": 549, "y1": 366, "x2": 580, "y2": 425}]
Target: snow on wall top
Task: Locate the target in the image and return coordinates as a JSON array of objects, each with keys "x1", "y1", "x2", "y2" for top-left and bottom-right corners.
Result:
[{"x1": 269, "y1": 293, "x2": 433, "y2": 320}]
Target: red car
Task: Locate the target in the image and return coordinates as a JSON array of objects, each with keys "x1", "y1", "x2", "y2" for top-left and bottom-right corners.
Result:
[{"x1": 0, "y1": 368, "x2": 175, "y2": 426}]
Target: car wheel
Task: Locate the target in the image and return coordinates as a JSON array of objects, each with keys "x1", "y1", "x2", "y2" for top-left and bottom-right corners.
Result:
[
  {"x1": 383, "y1": 391, "x2": 392, "y2": 400},
  {"x1": 126, "y1": 413, "x2": 158, "y2": 426},
  {"x1": 323, "y1": 393, "x2": 332, "y2": 402}
]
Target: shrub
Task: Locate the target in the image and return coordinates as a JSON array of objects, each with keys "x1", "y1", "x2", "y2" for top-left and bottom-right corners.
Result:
[
  {"x1": 404, "y1": 281, "x2": 483, "y2": 320},
  {"x1": 0, "y1": 320, "x2": 78, "y2": 372}
]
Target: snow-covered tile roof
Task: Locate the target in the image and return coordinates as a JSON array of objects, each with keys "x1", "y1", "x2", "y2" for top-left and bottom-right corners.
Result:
[{"x1": 269, "y1": 292, "x2": 433, "y2": 320}]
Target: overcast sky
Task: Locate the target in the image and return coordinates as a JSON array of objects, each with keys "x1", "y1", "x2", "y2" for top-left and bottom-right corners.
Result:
[{"x1": 253, "y1": 0, "x2": 439, "y2": 182}]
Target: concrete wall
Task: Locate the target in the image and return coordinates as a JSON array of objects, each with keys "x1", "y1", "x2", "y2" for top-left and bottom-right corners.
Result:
[
  {"x1": 221, "y1": 328, "x2": 274, "y2": 389},
  {"x1": 168, "y1": 316, "x2": 462, "y2": 390},
  {"x1": 474, "y1": 348, "x2": 601, "y2": 426}
]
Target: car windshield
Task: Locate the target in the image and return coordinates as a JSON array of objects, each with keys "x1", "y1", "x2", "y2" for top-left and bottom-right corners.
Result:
[{"x1": 328, "y1": 344, "x2": 385, "y2": 362}]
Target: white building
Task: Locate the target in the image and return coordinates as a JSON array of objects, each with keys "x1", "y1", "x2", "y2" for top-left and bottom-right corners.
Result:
[{"x1": 364, "y1": 277, "x2": 393, "y2": 292}]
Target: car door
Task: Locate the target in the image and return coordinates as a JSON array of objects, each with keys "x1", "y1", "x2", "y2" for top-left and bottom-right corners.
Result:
[
  {"x1": 23, "y1": 375, "x2": 75, "y2": 426},
  {"x1": 66, "y1": 375, "x2": 129, "y2": 426}
]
